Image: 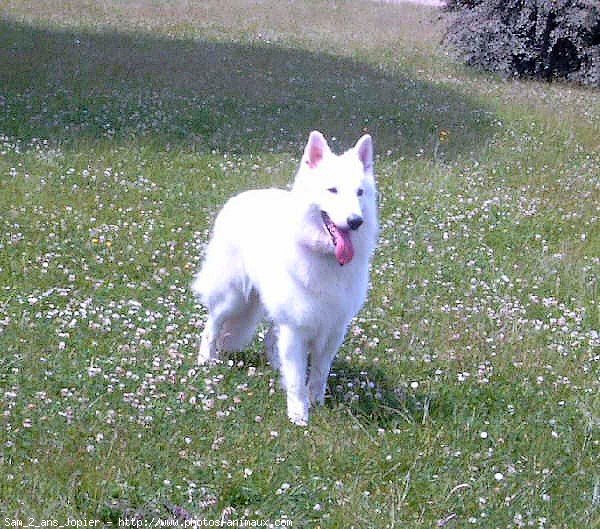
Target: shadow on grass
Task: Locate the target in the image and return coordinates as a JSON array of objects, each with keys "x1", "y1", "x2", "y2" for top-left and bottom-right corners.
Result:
[
  {"x1": 1, "y1": 18, "x2": 495, "y2": 159},
  {"x1": 207, "y1": 347, "x2": 441, "y2": 429},
  {"x1": 327, "y1": 360, "x2": 453, "y2": 429}
]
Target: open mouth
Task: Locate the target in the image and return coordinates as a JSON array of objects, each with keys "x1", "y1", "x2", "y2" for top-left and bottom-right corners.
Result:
[
  {"x1": 321, "y1": 211, "x2": 354, "y2": 266},
  {"x1": 321, "y1": 211, "x2": 338, "y2": 246}
]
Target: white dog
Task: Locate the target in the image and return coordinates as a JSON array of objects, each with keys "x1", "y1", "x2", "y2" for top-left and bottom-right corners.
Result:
[{"x1": 192, "y1": 131, "x2": 378, "y2": 425}]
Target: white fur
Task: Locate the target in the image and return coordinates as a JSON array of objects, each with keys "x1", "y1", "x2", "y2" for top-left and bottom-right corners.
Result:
[{"x1": 192, "y1": 131, "x2": 378, "y2": 425}]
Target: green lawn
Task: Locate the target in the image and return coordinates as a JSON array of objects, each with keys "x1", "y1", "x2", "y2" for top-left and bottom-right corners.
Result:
[{"x1": 0, "y1": 1, "x2": 598, "y2": 527}]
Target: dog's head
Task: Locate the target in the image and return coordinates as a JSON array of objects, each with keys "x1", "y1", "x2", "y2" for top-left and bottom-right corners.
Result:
[{"x1": 293, "y1": 131, "x2": 377, "y2": 265}]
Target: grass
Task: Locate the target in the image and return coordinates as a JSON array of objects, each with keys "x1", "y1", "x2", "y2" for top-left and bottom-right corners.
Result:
[{"x1": 0, "y1": 0, "x2": 598, "y2": 527}]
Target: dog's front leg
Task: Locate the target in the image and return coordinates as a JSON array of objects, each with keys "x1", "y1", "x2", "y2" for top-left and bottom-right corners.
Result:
[
  {"x1": 308, "y1": 330, "x2": 345, "y2": 406},
  {"x1": 277, "y1": 324, "x2": 309, "y2": 426}
]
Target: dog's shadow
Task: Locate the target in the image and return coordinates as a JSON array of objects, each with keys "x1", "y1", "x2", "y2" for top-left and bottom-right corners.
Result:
[
  {"x1": 326, "y1": 360, "x2": 433, "y2": 429},
  {"x1": 223, "y1": 345, "x2": 439, "y2": 429}
]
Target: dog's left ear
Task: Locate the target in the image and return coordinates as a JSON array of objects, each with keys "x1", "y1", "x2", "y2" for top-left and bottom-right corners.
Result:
[{"x1": 355, "y1": 134, "x2": 373, "y2": 173}]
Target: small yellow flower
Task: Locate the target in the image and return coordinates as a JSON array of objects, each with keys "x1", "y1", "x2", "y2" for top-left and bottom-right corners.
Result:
[
  {"x1": 105, "y1": 241, "x2": 112, "y2": 248},
  {"x1": 439, "y1": 129, "x2": 450, "y2": 142},
  {"x1": 91, "y1": 238, "x2": 99, "y2": 244}
]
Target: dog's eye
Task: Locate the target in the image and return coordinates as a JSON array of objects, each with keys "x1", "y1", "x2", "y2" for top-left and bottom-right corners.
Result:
[
  {"x1": 328, "y1": 187, "x2": 338, "y2": 194},
  {"x1": 357, "y1": 189, "x2": 364, "y2": 196}
]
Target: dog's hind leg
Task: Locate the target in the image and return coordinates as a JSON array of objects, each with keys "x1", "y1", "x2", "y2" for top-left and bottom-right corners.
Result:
[
  {"x1": 198, "y1": 312, "x2": 224, "y2": 365},
  {"x1": 198, "y1": 290, "x2": 241, "y2": 365},
  {"x1": 198, "y1": 311, "x2": 234, "y2": 365},
  {"x1": 218, "y1": 289, "x2": 263, "y2": 352},
  {"x1": 198, "y1": 289, "x2": 263, "y2": 365}
]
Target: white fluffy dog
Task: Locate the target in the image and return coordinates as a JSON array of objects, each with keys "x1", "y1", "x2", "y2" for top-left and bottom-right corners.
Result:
[{"x1": 192, "y1": 131, "x2": 378, "y2": 425}]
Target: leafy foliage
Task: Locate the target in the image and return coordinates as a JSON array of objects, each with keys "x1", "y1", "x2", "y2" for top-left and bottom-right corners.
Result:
[{"x1": 445, "y1": 0, "x2": 600, "y2": 86}]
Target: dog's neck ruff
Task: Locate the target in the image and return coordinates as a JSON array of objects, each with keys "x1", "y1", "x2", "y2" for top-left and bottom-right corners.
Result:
[{"x1": 321, "y1": 211, "x2": 354, "y2": 266}]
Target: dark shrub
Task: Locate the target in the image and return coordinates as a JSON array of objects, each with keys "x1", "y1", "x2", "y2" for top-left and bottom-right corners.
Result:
[
  {"x1": 445, "y1": 0, "x2": 484, "y2": 8},
  {"x1": 444, "y1": 0, "x2": 600, "y2": 86}
]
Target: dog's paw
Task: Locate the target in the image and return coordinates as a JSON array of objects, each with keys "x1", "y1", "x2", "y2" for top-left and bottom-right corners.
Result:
[
  {"x1": 197, "y1": 348, "x2": 219, "y2": 366},
  {"x1": 198, "y1": 336, "x2": 219, "y2": 366},
  {"x1": 288, "y1": 412, "x2": 308, "y2": 427},
  {"x1": 197, "y1": 356, "x2": 220, "y2": 367},
  {"x1": 287, "y1": 396, "x2": 309, "y2": 426}
]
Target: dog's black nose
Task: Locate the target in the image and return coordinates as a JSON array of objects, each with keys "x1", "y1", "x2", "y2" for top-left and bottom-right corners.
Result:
[{"x1": 347, "y1": 215, "x2": 363, "y2": 231}]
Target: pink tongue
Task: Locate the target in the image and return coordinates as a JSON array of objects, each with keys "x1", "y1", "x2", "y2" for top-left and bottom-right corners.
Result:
[{"x1": 332, "y1": 226, "x2": 354, "y2": 265}]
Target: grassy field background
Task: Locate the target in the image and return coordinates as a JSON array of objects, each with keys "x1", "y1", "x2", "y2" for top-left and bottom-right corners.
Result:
[{"x1": 1, "y1": 1, "x2": 598, "y2": 527}]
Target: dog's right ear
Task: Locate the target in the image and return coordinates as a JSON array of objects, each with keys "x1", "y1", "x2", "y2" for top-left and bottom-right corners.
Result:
[
  {"x1": 355, "y1": 134, "x2": 373, "y2": 174},
  {"x1": 303, "y1": 131, "x2": 330, "y2": 169}
]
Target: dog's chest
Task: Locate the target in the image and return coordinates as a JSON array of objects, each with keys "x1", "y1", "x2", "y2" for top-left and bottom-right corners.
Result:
[{"x1": 293, "y1": 255, "x2": 367, "y2": 310}]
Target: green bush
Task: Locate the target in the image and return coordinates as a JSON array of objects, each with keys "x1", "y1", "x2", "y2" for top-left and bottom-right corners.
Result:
[{"x1": 445, "y1": 0, "x2": 600, "y2": 86}]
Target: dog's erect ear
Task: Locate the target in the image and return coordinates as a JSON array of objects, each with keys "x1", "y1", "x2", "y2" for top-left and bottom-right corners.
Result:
[
  {"x1": 355, "y1": 134, "x2": 373, "y2": 173},
  {"x1": 304, "y1": 131, "x2": 330, "y2": 169}
]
